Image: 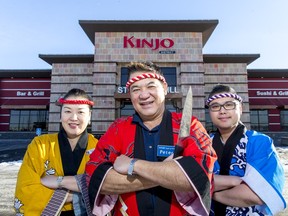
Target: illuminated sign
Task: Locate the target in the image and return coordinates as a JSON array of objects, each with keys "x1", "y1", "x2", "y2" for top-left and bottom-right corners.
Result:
[
  {"x1": 256, "y1": 90, "x2": 288, "y2": 96},
  {"x1": 123, "y1": 36, "x2": 174, "y2": 50},
  {"x1": 117, "y1": 86, "x2": 179, "y2": 94},
  {"x1": 16, "y1": 91, "x2": 45, "y2": 97}
]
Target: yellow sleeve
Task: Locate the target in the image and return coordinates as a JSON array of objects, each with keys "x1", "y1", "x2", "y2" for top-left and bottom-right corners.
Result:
[{"x1": 14, "y1": 134, "x2": 60, "y2": 215}]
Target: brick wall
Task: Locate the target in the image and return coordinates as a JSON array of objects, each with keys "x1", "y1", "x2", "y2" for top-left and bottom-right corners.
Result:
[
  {"x1": 48, "y1": 63, "x2": 94, "y2": 133},
  {"x1": 204, "y1": 63, "x2": 251, "y2": 128},
  {"x1": 48, "y1": 31, "x2": 252, "y2": 134},
  {"x1": 92, "y1": 63, "x2": 117, "y2": 135},
  {"x1": 94, "y1": 32, "x2": 203, "y2": 62}
]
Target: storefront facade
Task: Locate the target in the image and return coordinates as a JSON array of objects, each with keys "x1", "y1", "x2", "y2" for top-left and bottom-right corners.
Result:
[
  {"x1": 0, "y1": 20, "x2": 287, "y2": 143},
  {"x1": 44, "y1": 20, "x2": 256, "y2": 137},
  {"x1": 0, "y1": 70, "x2": 50, "y2": 132},
  {"x1": 247, "y1": 69, "x2": 288, "y2": 132}
]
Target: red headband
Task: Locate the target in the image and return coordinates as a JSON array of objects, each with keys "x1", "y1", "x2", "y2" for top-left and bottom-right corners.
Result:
[
  {"x1": 126, "y1": 73, "x2": 166, "y2": 89},
  {"x1": 56, "y1": 98, "x2": 94, "y2": 106}
]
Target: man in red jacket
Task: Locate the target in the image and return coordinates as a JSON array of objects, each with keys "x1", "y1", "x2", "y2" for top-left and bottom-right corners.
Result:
[{"x1": 86, "y1": 61, "x2": 217, "y2": 216}]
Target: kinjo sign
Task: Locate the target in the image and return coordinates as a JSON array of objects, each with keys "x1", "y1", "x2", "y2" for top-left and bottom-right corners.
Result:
[{"x1": 123, "y1": 36, "x2": 174, "y2": 50}]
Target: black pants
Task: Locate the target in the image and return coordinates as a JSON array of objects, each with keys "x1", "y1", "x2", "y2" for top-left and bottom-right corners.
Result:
[{"x1": 61, "y1": 210, "x2": 75, "y2": 216}]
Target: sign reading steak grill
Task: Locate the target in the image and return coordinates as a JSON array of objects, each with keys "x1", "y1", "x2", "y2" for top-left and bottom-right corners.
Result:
[{"x1": 123, "y1": 36, "x2": 174, "y2": 50}]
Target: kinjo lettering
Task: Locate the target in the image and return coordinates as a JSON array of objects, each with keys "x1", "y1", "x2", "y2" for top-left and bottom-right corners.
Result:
[{"x1": 123, "y1": 36, "x2": 174, "y2": 50}]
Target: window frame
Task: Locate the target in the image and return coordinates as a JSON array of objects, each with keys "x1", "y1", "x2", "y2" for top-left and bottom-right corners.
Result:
[{"x1": 9, "y1": 109, "x2": 48, "y2": 131}]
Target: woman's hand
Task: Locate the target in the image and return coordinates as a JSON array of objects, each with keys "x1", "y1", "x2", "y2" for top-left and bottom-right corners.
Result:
[
  {"x1": 41, "y1": 175, "x2": 81, "y2": 192},
  {"x1": 65, "y1": 192, "x2": 73, "y2": 203},
  {"x1": 41, "y1": 175, "x2": 61, "y2": 189}
]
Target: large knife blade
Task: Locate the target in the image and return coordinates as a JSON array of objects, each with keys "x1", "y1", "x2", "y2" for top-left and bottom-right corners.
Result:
[{"x1": 174, "y1": 86, "x2": 193, "y2": 157}]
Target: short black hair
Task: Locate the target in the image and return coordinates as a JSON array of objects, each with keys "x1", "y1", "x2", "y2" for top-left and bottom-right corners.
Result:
[
  {"x1": 208, "y1": 84, "x2": 237, "y2": 98},
  {"x1": 126, "y1": 61, "x2": 163, "y2": 81},
  {"x1": 61, "y1": 88, "x2": 93, "y2": 110}
]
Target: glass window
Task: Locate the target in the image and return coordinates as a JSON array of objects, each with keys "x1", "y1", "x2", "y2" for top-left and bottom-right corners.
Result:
[
  {"x1": 280, "y1": 110, "x2": 288, "y2": 131},
  {"x1": 250, "y1": 110, "x2": 268, "y2": 131},
  {"x1": 205, "y1": 109, "x2": 217, "y2": 134},
  {"x1": 10, "y1": 110, "x2": 20, "y2": 131},
  {"x1": 161, "y1": 67, "x2": 177, "y2": 88},
  {"x1": 121, "y1": 67, "x2": 177, "y2": 87},
  {"x1": 120, "y1": 100, "x2": 177, "y2": 117},
  {"x1": 121, "y1": 68, "x2": 129, "y2": 86},
  {"x1": 9, "y1": 110, "x2": 48, "y2": 131},
  {"x1": 120, "y1": 102, "x2": 134, "y2": 117}
]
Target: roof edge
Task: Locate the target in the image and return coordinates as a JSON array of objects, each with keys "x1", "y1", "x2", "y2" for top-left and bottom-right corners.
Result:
[
  {"x1": 39, "y1": 54, "x2": 94, "y2": 65},
  {"x1": 203, "y1": 54, "x2": 260, "y2": 65},
  {"x1": 248, "y1": 69, "x2": 288, "y2": 78},
  {"x1": 79, "y1": 19, "x2": 219, "y2": 46},
  {"x1": 0, "y1": 69, "x2": 51, "y2": 78}
]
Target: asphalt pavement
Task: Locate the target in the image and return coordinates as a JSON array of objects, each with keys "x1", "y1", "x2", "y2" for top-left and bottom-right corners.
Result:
[{"x1": 0, "y1": 139, "x2": 31, "y2": 162}]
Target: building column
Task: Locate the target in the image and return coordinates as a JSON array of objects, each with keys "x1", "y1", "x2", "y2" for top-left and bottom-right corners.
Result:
[
  {"x1": 91, "y1": 62, "x2": 117, "y2": 137},
  {"x1": 180, "y1": 62, "x2": 206, "y2": 124}
]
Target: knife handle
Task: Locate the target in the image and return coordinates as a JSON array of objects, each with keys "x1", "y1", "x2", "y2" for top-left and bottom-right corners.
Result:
[{"x1": 173, "y1": 145, "x2": 184, "y2": 158}]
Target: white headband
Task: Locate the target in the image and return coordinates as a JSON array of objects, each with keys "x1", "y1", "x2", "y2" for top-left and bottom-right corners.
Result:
[{"x1": 206, "y1": 93, "x2": 243, "y2": 106}]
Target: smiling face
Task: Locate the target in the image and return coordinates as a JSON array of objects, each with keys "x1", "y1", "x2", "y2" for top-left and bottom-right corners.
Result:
[
  {"x1": 208, "y1": 96, "x2": 242, "y2": 134},
  {"x1": 60, "y1": 96, "x2": 91, "y2": 139},
  {"x1": 129, "y1": 71, "x2": 168, "y2": 122}
]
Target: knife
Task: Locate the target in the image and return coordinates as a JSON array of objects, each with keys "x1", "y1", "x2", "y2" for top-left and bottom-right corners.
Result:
[{"x1": 174, "y1": 86, "x2": 193, "y2": 158}]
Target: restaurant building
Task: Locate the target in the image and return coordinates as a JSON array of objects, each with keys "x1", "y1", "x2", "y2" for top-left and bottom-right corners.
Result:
[{"x1": 0, "y1": 20, "x2": 287, "y2": 144}]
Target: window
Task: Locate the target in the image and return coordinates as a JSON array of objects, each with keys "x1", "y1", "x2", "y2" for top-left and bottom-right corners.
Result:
[
  {"x1": 120, "y1": 101, "x2": 135, "y2": 117},
  {"x1": 250, "y1": 110, "x2": 268, "y2": 131},
  {"x1": 9, "y1": 110, "x2": 48, "y2": 131},
  {"x1": 119, "y1": 67, "x2": 177, "y2": 117},
  {"x1": 120, "y1": 100, "x2": 176, "y2": 117},
  {"x1": 280, "y1": 110, "x2": 288, "y2": 131},
  {"x1": 205, "y1": 109, "x2": 217, "y2": 134},
  {"x1": 120, "y1": 67, "x2": 177, "y2": 88}
]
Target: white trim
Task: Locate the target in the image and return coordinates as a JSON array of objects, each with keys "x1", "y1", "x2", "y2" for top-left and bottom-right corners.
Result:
[
  {"x1": 249, "y1": 97, "x2": 288, "y2": 99},
  {"x1": 0, "y1": 97, "x2": 50, "y2": 100},
  {"x1": 248, "y1": 80, "x2": 288, "y2": 83},
  {"x1": 268, "y1": 123, "x2": 281, "y2": 125},
  {"x1": 249, "y1": 88, "x2": 288, "y2": 90},
  {"x1": 241, "y1": 163, "x2": 285, "y2": 215},
  {"x1": 1, "y1": 88, "x2": 50, "y2": 91},
  {"x1": 268, "y1": 114, "x2": 280, "y2": 117},
  {"x1": 0, "y1": 114, "x2": 10, "y2": 117},
  {"x1": 2, "y1": 80, "x2": 50, "y2": 83}
]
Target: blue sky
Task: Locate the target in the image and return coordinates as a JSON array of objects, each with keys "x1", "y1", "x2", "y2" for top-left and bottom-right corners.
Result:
[{"x1": 0, "y1": 0, "x2": 287, "y2": 69}]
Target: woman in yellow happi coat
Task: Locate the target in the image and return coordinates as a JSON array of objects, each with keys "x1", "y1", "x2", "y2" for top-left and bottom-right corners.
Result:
[{"x1": 14, "y1": 88, "x2": 98, "y2": 216}]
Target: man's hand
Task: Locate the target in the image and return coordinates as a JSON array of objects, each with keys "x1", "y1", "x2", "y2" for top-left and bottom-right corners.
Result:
[
  {"x1": 164, "y1": 153, "x2": 182, "y2": 161},
  {"x1": 164, "y1": 153, "x2": 174, "y2": 161},
  {"x1": 113, "y1": 154, "x2": 132, "y2": 174},
  {"x1": 213, "y1": 175, "x2": 242, "y2": 192}
]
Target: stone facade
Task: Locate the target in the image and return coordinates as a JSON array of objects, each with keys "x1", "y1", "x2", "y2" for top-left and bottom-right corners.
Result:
[
  {"x1": 48, "y1": 63, "x2": 94, "y2": 132},
  {"x1": 204, "y1": 63, "x2": 250, "y2": 128},
  {"x1": 48, "y1": 21, "x2": 252, "y2": 135}
]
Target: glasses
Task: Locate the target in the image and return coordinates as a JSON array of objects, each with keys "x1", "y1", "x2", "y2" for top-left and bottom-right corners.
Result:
[{"x1": 209, "y1": 101, "x2": 238, "y2": 112}]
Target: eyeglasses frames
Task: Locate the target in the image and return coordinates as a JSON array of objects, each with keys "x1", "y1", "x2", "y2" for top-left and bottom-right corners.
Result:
[{"x1": 209, "y1": 101, "x2": 238, "y2": 112}]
